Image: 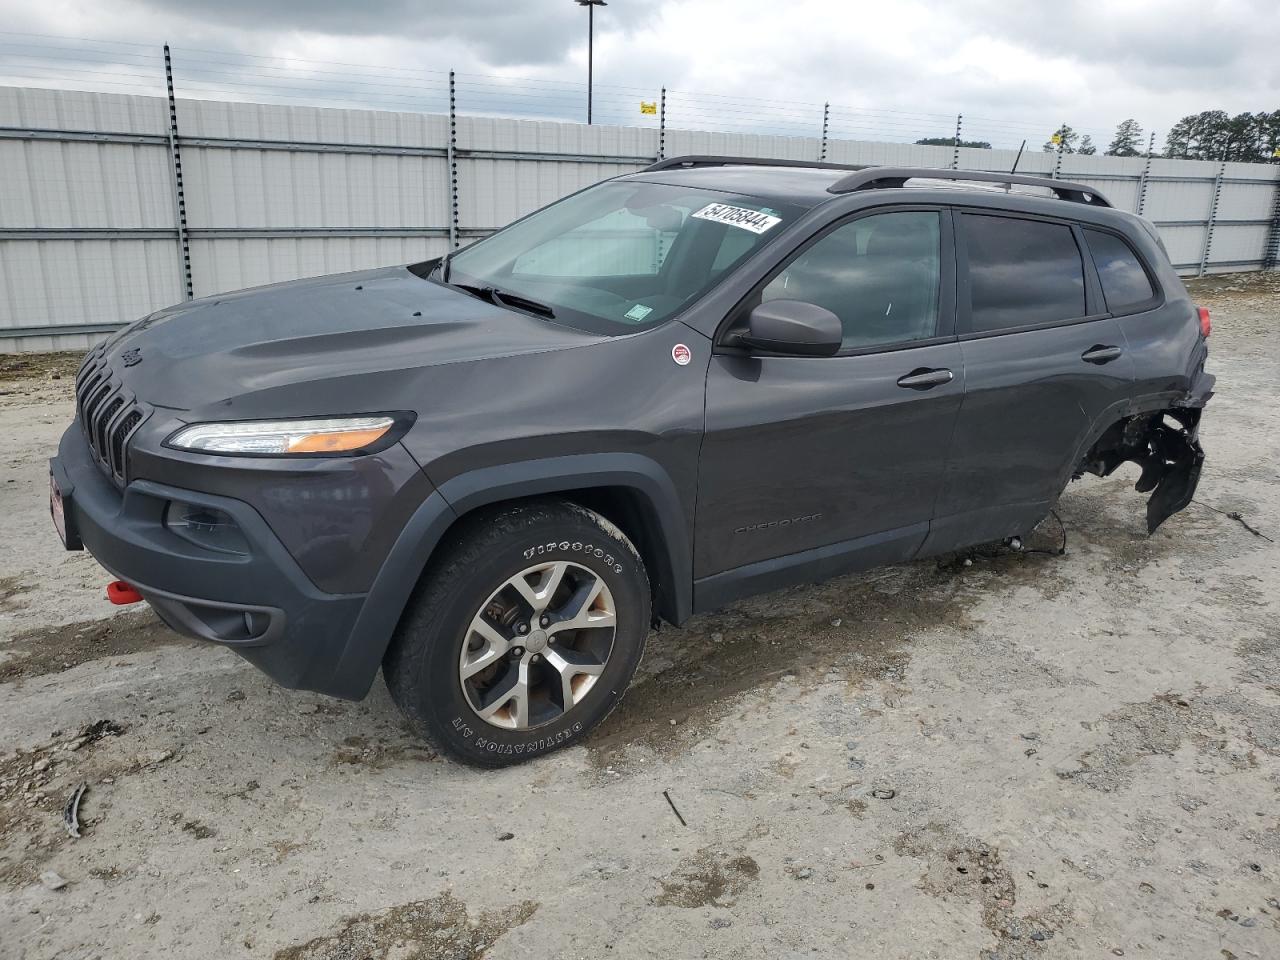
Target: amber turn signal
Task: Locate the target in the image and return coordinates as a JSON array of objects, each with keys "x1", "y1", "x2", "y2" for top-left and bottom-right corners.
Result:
[{"x1": 286, "y1": 426, "x2": 394, "y2": 453}]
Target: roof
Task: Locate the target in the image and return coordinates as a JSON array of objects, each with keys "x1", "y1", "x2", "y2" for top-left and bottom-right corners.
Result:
[
  {"x1": 620, "y1": 164, "x2": 850, "y2": 208},
  {"x1": 622, "y1": 157, "x2": 1114, "y2": 212}
]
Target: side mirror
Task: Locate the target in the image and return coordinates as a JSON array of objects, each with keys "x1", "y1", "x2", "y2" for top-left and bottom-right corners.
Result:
[{"x1": 738, "y1": 300, "x2": 842, "y2": 357}]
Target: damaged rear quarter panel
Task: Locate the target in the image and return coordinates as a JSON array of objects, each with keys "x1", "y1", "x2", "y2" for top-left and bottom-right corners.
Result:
[
  {"x1": 1072, "y1": 244, "x2": 1214, "y2": 534},
  {"x1": 1078, "y1": 409, "x2": 1206, "y2": 534},
  {"x1": 1117, "y1": 270, "x2": 1207, "y2": 413}
]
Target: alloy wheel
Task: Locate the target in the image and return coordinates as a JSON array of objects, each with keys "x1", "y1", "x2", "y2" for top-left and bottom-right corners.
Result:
[{"x1": 458, "y1": 561, "x2": 617, "y2": 729}]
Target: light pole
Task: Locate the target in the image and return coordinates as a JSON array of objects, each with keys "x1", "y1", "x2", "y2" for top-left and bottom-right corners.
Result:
[{"x1": 575, "y1": 0, "x2": 606, "y2": 124}]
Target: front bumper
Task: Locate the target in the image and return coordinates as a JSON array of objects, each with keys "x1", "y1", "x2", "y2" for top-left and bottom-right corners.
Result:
[{"x1": 50, "y1": 423, "x2": 369, "y2": 696}]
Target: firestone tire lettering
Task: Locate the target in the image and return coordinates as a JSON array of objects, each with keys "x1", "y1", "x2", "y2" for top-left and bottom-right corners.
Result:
[{"x1": 524, "y1": 540, "x2": 623, "y2": 573}]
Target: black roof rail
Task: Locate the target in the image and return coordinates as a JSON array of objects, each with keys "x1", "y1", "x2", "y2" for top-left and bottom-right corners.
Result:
[
  {"x1": 642, "y1": 155, "x2": 870, "y2": 174},
  {"x1": 826, "y1": 167, "x2": 1112, "y2": 207},
  {"x1": 640, "y1": 157, "x2": 1112, "y2": 208}
]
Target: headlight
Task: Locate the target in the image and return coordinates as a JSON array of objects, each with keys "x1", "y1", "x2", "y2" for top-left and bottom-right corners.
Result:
[{"x1": 167, "y1": 415, "x2": 398, "y2": 455}]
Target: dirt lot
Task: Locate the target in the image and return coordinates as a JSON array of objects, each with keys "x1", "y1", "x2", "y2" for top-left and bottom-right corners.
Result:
[{"x1": 2, "y1": 273, "x2": 1278, "y2": 960}]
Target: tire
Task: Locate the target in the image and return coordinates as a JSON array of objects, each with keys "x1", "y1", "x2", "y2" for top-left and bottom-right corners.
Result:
[{"x1": 383, "y1": 499, "x2": 650, "y2": 767}]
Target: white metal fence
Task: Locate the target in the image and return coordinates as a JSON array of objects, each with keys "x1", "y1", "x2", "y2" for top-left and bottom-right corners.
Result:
[{"x1": 1, "y1": 84, "x2": 1278, "y2": 353}]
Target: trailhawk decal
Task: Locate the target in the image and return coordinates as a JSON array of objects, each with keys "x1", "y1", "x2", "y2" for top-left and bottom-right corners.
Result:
[{"x1": 691, "y1": 202, "x2": 782, "y2": 235}]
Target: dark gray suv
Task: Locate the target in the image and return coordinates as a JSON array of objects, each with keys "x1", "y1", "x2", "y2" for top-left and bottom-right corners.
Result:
[{"x1": 49, "y1": 159, "x2": 1214, "y2": 766}]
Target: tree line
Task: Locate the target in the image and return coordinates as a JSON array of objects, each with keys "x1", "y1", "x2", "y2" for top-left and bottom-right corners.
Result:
[{"x1": 915, "y1": 111, "x2": 1280, "y2": 163}]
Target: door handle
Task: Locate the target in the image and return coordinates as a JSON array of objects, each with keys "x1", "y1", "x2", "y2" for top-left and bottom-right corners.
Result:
[
  {"x1": 896, "y1": 367, "x2": 954, "y2": 390},
  {"x1": 1081, "y1": 344, "x2": 1123, "y2": 364}
]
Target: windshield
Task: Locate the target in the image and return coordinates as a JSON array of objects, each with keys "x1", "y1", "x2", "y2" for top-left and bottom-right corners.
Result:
[{"x1": 439, "y1": 181, "x2": 801, "y2": 334}]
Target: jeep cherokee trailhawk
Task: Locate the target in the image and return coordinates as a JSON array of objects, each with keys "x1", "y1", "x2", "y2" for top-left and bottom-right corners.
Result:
[{"x1": 49, "y1": 159, "x2": 1214, "y2": 765}]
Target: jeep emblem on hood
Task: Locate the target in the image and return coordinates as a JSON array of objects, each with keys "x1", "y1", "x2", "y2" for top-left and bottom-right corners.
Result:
[{"x1": 121, "y1": 347, "x2": 143, "y2": 367}]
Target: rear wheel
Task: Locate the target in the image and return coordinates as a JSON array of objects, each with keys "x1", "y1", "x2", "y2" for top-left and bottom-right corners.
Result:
[{"x1": 384, "y1": 499, "x2": 650, "y2": 767}]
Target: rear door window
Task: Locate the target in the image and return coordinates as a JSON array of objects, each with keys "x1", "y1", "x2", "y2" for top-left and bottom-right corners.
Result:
[
  {"x1": 961, "y1": 214, "x2": 1086, "y2": 333},
  {"x1": 1084, "y1": 229, "x2": 1157, "y2": 313}
]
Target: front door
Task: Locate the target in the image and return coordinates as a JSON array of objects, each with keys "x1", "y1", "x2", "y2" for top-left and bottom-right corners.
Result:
[{"x1": 695, "y1": 208, "x2": 963, "y2": 607}]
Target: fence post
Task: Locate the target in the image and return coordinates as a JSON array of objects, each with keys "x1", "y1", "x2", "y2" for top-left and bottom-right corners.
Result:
[
  {"x1": 1051, "y1": 123, "x2": 1065, "y2": 179},
  {"x1": 819, "y1": 102, "x2": 829, "y2": 162},
  {"x1": 951, "y1": 113, "x2": 962, "y2": 170},
  {"x1": 1136, "y1": 131, "x2": 1156, "y2": 216},
  {"x1": 1263, "y1": 176, "x2": 1280, "y2": 271},
  {"x1": 1198, "y1": 161, "x2": 1225, "y2": 277},
  {"x1": 658, "y1": 86, "x2": 666, "y2": 161},
  {"x1": 163, "y1": 44, "x2": 193, "y2": 300},
  {"x1": 447, "y1": 70, "x2": 459, "y2": 250}
]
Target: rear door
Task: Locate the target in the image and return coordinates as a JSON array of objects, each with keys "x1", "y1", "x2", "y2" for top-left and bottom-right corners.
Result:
[
  {"x1": 924, "y1": 210, "x2": 1135, "y2": 554},
  {"x1": 695, "y1": 207, "x2": 963, "y2": 599}
]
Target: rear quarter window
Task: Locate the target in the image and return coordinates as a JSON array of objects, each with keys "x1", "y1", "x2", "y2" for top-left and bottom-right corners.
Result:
[
  {"x1": 962, "y1": 214, "x2": 1086, "y2": 333},
  {"x1": 1084, "y1": 229, "x2": 1157, "y2": 313}
]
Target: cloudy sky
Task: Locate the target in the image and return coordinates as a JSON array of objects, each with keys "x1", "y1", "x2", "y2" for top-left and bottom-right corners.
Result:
[{"x1": 0, "y1": 0, "x2": 1276, "y2": 150}]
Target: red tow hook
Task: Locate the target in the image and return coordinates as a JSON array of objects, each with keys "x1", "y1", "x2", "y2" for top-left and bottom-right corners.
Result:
[{"x1": 106, "y1": 581, "x2": 143, "y2": 605}]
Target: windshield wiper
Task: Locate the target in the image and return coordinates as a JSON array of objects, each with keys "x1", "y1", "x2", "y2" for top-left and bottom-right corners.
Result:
[
  {"x1": 450, "y1": 282, "x2": 556, "y2": 319},
  {"x1": 489, "y1": 289, "x2": 556, "y2": 318},
  {"x1": 450, "y1": 281, "x2": 494, "y2": 302}
]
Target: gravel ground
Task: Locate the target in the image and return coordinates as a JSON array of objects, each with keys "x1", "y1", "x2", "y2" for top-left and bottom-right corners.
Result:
[{"x1": 1, "y1": 272, "x2": 1278, "y2": 960}]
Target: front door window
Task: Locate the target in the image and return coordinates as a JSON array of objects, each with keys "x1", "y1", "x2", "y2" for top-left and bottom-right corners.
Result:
[{"x1": 761, "y1": 211, "x2": 942, "y2": 349}]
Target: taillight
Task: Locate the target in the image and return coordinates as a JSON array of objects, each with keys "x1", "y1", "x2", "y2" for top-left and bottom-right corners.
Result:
[{"x1": 1196, "y1": 306, "x2": 1211, "y2": 338}]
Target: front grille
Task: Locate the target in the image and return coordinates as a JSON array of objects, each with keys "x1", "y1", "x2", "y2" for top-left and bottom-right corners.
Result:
[{"x1": 74, "y1": 347, "x2": 150, "y2": 486}]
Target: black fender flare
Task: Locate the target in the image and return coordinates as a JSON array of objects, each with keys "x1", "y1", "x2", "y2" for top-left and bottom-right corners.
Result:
[{"x1": 321, "y1": 453, "x2": 692, "y2": 699}]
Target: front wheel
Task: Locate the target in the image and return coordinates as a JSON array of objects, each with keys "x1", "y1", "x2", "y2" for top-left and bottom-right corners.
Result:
[{"x1": 383, "y1": 499, "x2": 650, "y2": 767}]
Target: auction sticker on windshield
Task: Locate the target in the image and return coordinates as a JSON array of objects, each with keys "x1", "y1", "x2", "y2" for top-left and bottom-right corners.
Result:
[{"x1": 691, "y1": 202, "x2": 782, "y2": 235}]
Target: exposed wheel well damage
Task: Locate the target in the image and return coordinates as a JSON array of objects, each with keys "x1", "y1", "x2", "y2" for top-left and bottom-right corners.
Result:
[{"x1": 1075, "y1": 408, "x2": 1205, "y2": 534}]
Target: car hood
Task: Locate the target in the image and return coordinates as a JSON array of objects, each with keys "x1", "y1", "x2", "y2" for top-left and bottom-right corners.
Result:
[{"x1": 103, "y1": 265, "x2": 605, "y2": 412}]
